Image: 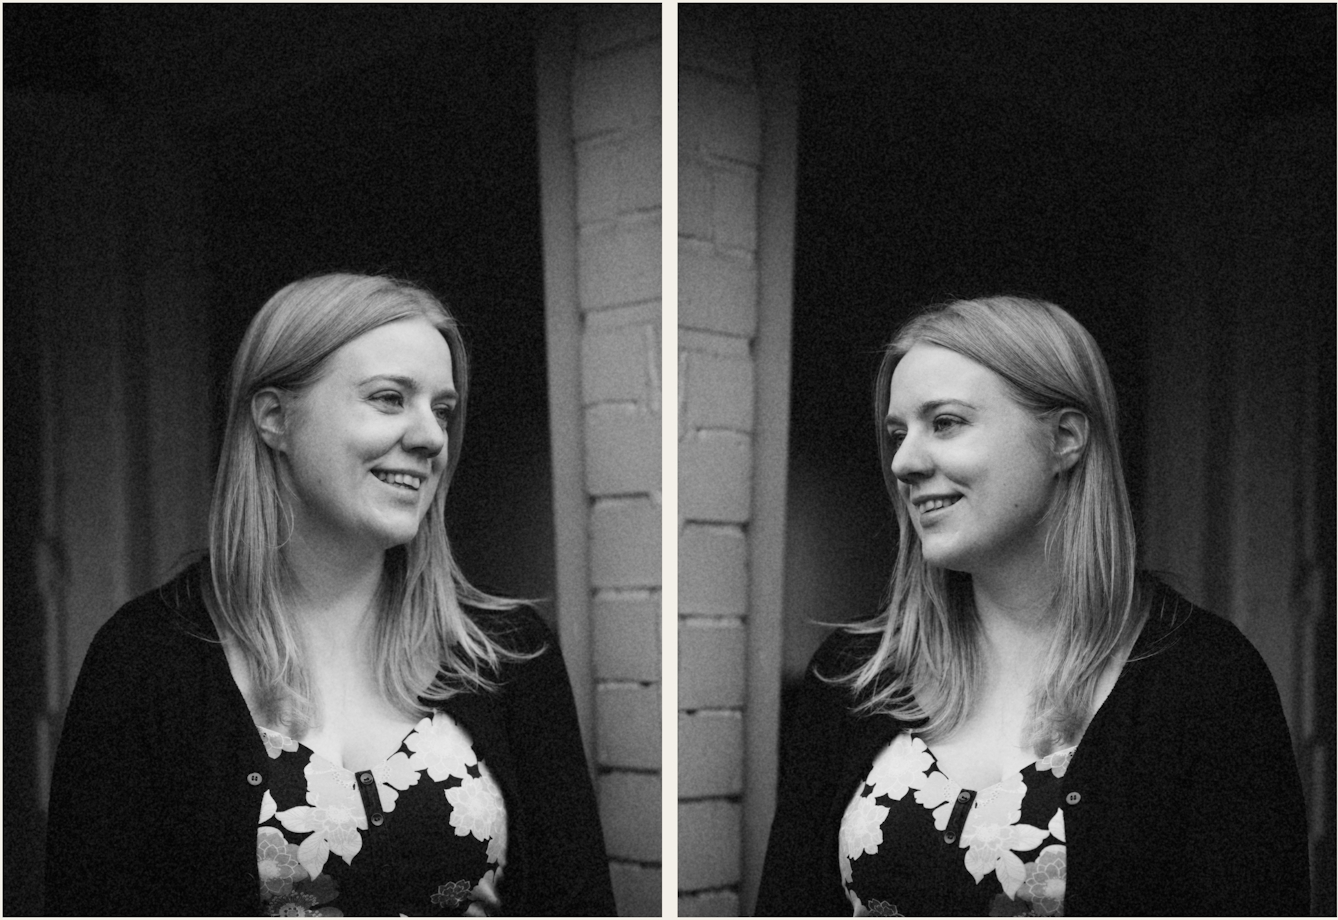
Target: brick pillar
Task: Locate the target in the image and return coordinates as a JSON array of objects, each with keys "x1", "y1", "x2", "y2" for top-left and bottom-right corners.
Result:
[
  {"x1": 537, "y1": 7, "x2": 662, "y2": 916},
  {"x1": 677, "y1": 12, "x2": 797, "y2": 916}
]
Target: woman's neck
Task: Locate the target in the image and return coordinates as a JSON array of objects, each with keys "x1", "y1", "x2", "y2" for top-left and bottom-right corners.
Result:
[
  {"x1": 281, "y1": 533, "x2": 385, "y2": 647},
  {"x1": 970, "y1": 566, "x2": 1060, "y2": 676}
]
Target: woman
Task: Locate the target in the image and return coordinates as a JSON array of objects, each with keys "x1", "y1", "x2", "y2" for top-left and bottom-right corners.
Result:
[
  {"x1": 45, "y1": 274, "x2": 617, "y2": 916},
  {"x1": 756, "y1": 296, "x2": 1309, "y2": 916}
]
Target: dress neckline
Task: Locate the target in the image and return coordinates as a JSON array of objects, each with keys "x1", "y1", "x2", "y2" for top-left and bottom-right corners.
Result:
[
  {"x1": 915, "y1": 735, "x2": 1078, "y2": 793},
  {"x1": 258, "y1": 721, "x2": 422, "y2": 775}
]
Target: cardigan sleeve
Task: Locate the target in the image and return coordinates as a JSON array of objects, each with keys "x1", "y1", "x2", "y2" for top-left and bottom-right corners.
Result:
[
  {"x1": 1174, "y1": 628, "x2": 1311, "y2": 915},
  {"x1": 44, "y1": 606, "x2": 171, "y2": 916},
  {"x1": 43, "y1": 567, "x2": 277, "y2": 917},
  {"x1": 1072, "y1": 600, "x2": 1315, "y2": 917},
  {"x1": 497, "y1": 612, "x2": 617, "y2": 916},
  {"x1": 755, "y1": 633, "x2": 866, "y2": 917}
]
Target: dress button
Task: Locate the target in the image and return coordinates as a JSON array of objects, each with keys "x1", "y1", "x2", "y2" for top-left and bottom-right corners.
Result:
[
  {"x1": 371, "y1": 814, "x2": 384, "y2": 826},
  {"x1": 359, "y1": 772, "x2": 374, "y2": 785},
  {"x1": 944, "y1": 832, "x2": 956, "y2": 844},
  {"x1": 1066, "y1": 791, "x2": 1081, "y2": 805},
  {"x1": 957, "y1": 791, "x2": 971, "y2": 803},
  {"x1": 247, "y1": 772, "x2": 262, "y2": 786}
]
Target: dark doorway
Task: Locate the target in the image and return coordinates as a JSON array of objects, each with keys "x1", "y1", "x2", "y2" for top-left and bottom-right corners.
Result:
[
  {"x1": 780, "y1": 9, "x2": 1334, "y2": 913},
  {"x1": 4, "y1": 8, "x2": 553, "y2": 914},
  {"x1": 782, "y1": 1, "x2": 1331, "y2": 670},
  {"x1": 204, "y1": 15, "x2": 553, "y2": 604}
]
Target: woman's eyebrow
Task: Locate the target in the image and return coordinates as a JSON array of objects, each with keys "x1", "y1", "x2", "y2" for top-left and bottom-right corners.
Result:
[
  {"x1": 358, "y1": 373, "x2": 458, "y2": 401},
  {"x1": 885, "y1": 398, "x2": 976, "y2": 425}
]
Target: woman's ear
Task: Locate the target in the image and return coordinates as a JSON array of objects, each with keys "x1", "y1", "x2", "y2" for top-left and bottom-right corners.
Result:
[
  {"x1": 251, "y1": 388, "x2": 290, "y2": 452},
  {"x1": 1052, "y1": 408, "x2": 1089, "y2": 474}
]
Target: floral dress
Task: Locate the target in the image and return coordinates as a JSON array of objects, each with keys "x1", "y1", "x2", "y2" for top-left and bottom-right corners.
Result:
[
  {"x1": 839, "y1": 733, "x2": 1074, "y2": 917},
  {"x1": 254, "y1": 712, "x2": 506, "y2": 917}
]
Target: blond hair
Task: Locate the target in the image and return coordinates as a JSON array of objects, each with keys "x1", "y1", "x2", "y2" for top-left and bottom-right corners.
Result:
[
  {"x1": 207, "y1": 273, "x2": 528, "y2": 731},
  {"x1": 838, "y1": 295, "x2": 1146, "y2": 753}
]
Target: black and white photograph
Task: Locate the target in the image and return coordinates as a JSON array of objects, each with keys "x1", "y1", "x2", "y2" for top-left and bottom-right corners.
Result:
[
  {"x1": 5, "y1": 3, "x2": 1335, "y2": 918},
  {"x1": 5, "y1": 5, "x2": 662, "y2": 916},
  {"x1": 676, "y1": 5, "x2": 1333, "y2": 917}
]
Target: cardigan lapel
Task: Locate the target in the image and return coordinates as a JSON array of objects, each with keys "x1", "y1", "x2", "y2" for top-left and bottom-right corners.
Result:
[{"x1": 432, "y1": 677, "x2": 530, "y2": 912}]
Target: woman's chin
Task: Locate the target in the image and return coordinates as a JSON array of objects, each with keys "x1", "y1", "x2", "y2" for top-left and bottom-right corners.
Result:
[
  {"x1": 382, "y1": 530, "x2": 422, "y2": 551},
  {"x1": 918, "y1": 540, "x2": 956, "y2": 570},
  {"x1": 362, "y1": 524, "x2": 423, "y2": 554},
  {"x1": 920, "y1": 546, "x2": 976, "y2": 576}
]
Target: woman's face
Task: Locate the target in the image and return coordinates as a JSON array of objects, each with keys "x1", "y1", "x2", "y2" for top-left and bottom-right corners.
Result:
[
  {"x1": 885, "y1": 343, "x2": 1060, "y2": 579},
  {"x1": 270, "y1": 316, "x2": 457, "y2": 558}
]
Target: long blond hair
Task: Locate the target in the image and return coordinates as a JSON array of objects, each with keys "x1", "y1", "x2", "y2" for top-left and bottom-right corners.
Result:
[
  {"x1": 207, "y1": 273, "x2": 528, "y2": 731},
  {"x1": 838, "y1": 296, "x2": 1146, "y2": 753}
]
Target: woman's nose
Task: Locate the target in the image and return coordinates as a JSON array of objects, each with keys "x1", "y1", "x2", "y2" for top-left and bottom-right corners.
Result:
[
  {"x1": 405, "y1": 404, "x2": 446, "y2": 457},
  {"x1": 890, "y1": 431, "x2": 930, "y2": 484}
]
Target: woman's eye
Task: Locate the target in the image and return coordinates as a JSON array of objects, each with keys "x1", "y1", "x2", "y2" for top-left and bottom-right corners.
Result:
[
  {"x1": 434, "y1": 405, "x2": 454, "y2": 425},
  {"x1": 374, "y1": 392, "x2": 404, "y2": 408},
  {"x1": 888, "y1": 430, "x2": 906, "y2": 449},
  {"x1": 932, "y1": 415, "x2": 962, "y2": 433}
]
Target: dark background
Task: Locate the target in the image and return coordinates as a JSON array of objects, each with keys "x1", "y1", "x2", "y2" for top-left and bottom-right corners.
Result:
[
  {"x1": 784, "y1": 3, "x2": 1334, "y2": 644},
  {"x1": 202, "y1": 20, "x2": 553, "y2": 599},
  {"x1": 774, "y1": 6, "x2": 1334, "y2": 914},
  {"x1": 5, "y1": 6, "x2": 552, "y2": 913}
]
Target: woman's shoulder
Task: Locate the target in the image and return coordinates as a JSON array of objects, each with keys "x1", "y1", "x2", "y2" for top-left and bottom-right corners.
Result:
[
  {"x1": 1134, "y1": 578, "x2": 1265, "y2": 665},
  {"x1": 1127, "y1": 577, "x2": 1281, "y2": 704},
  {"x1": 465, "y1": 603, "x2": 553, "y2": 657},
  {"x1": 808, "y1": 621, "x2": 883, "y2": 680},
  {"x1": 787, "y1": 623, "x2": 886, "y2": 726},
  {"x1": 68, "y1": 560, "x2": 218, "y2": 706},
  {"x1": 453, "y1": 605, "x2": 575, "y2": 713},
  {"x1": 88, "y1": 559, "x2": 217, "y2": 656}
]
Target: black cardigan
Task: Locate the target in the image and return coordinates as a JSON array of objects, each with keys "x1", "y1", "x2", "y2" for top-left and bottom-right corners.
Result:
[
  {"x1": 44, "y1": 562, "x2": 617, "y2": 917},
  {"x1": 756, "y1": 582, "x2": 1311, "y2": 916}
]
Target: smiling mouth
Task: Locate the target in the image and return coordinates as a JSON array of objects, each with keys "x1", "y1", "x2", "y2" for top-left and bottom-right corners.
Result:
[
  {"x1": 373, "y1": 470, "x2": 424, "y2": 492},
  {"x1": 916, "y1": 496, "x2": 961, "y2": 513}
]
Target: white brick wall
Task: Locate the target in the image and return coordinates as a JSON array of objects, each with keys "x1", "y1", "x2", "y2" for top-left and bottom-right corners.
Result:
[
  {"x1": 567, "y1": 7, "x2": 663, "y2": 916},
  {"x1": 677, "y1": 13, "x2": 764, "y2": 910},
  {"x1": 679, "y1": 800, "x2": 743, "y2": 890},
  {"x1": 591, "y1": 499, "x2": 661, "y2": 588},
  {"x1": 678, "y1": 12, "x2": 798, "y2": 913},
  {"x1": 678, "y1": 711, "x2": 744, "y2": 798}
]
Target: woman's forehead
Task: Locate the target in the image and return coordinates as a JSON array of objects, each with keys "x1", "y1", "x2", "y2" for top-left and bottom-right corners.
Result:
[
  {"x1": 331, "y1": 318, "x2": 456, "y2": 385},
  {"x1": 887, "y1": 343, "x2": 1000, "y2": 410}
]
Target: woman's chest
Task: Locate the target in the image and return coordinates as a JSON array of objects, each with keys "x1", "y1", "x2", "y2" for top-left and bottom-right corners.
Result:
[
  {"x1": 923, "y1": 710, "x2": 1037, "y2": 791},
  {"x1": 256, "y1": 712, "x2": 508, "y2": 916},
  {"x1": 300, "y1": 704, "x2": 420, "y2": 774},
  {"x1": 839, "y1": 733, "x2": 1076, "y2": 917}
]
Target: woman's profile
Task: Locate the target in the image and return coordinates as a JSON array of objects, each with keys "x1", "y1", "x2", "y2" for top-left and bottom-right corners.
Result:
[
  {"x1": 44, "y1": 273, "x2": 616, "y2": 916},
  {"x1": 756, "y1": 296, "x2": 1308, "y2": 916}
]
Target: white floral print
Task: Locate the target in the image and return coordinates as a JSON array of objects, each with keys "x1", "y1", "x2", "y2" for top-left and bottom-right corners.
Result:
[
  {"x1": 1018, "y1": 844, "x2": 1066, "y2": 915},
  {"x1": 961, "y1": 817, "x2": 1049, "y2": 896},
  {"x1": 446, "y1": 763, "x2": 508, "y2": 866},
  {"x1": 260, "y1": 726, "x2": 300, "y2": 760},
  {"x1": 260, "y1": 789, "x2": 278, "y2": 824},
  {"x1": 839, "y1": 794, "x2": 891, "y2": 884},
  {"x1": 1035, "y1": 747, "x2": 1073, "y2": 778},
  {"x1": 371, "y1": 750, "x2": 421, "y2": 813},
  {"x1": 865, "y1": 734, "x2": 934, "y2": 801},
  {"x1": 1047, "y1": 808, "x2": 1065, "y2": 843},
  {"x1": 255, "y1": 712, "x2": 507, "y2": 915},
  {"x1": 406, "y1": 712, "x2": 478, "y2": 781},
  {"x1": 257, "y1": 826, "x2": 308, "y2": 895},
  {"x1": 841, "y1": 734, "x2": 1076, "y2": 916},
  {"x1": 466, "y1": 867, "x2": 504, "y2": 916},
  {"x1": 966, "y1": 771, "x2": 1029, "y2": 830},
  {"x1": 960, "y1": 772, "x2": 1049, "y2": 895},
  {"x1": 913, "y1": 769, "x2": 964, "y2": 831},
  {"x1": 275, "y1": 758, "x2": 367, "y2": 879}
]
